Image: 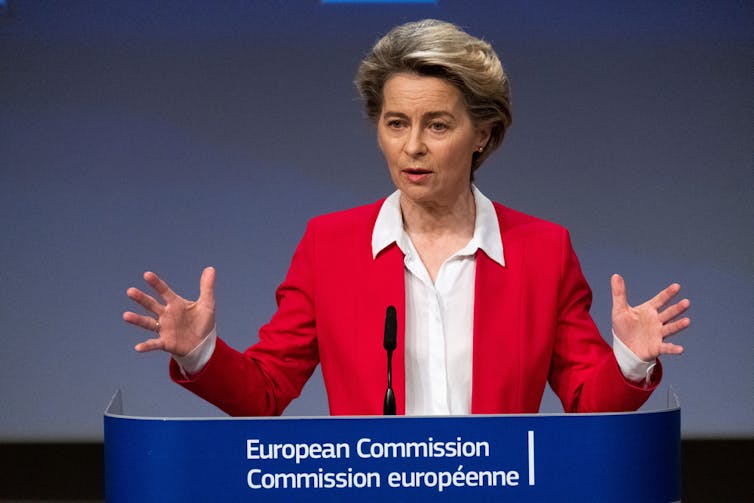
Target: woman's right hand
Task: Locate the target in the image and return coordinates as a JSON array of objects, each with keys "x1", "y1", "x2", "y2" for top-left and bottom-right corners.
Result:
[{"x1": 123, "y1": 267, "x2": 216, "y2": 357}]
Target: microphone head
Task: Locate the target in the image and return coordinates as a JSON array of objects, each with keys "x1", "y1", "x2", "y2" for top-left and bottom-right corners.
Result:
[{"x1": 383, "y1": 305, "x2": 397, "y2": 351}]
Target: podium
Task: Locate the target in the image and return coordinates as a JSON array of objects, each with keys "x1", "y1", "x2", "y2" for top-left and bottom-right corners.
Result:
[{"x1": 105, "y1": 390, "x2": 681, "y2": 502}]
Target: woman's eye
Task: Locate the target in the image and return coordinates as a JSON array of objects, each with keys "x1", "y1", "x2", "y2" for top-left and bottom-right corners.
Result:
[{"x1": 429, "y1": 122, "x2": 448, "y2": 132}]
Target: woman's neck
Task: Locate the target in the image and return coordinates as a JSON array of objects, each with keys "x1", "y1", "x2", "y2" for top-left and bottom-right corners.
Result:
[
  {"x1": 399, "y1": 187, "x2": 476, "y2": 283},
  {"x1": 399, "y1": 187, "x2": 476, "y2": 239}
]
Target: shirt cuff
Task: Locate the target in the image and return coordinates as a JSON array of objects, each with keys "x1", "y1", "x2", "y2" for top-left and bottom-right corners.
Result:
[
  {"x1": 612, "y1": 329, "x2": 657, "y2": 386},
  {"x1": 172, "y1": 327, "x2": 217, "y2": 379}
]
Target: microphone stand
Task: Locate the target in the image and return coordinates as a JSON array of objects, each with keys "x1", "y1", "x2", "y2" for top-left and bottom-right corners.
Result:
[{"x1": 383, "y1": 306, "x2": 397, "y2": 415}]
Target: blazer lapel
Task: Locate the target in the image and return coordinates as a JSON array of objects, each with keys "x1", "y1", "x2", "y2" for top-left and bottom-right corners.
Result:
[
  {"x1": 471, "y1": 249, "x2": 522, "y2": 413},
  {"x1": 366, "y1": 243, "x2": 406, "y2": 414}
]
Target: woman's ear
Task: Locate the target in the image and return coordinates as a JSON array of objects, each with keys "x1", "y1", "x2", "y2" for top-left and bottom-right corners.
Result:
[{"x1": 476, "y1": 122, "x2": 493, "y2": 150}]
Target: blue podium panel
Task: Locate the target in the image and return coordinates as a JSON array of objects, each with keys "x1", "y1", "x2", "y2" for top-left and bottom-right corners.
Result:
[{"x1": 104, "y1": 391, "x2": 680, "y2": 502}]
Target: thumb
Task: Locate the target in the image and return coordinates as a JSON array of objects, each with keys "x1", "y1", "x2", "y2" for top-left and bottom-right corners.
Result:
[
  {"x1": 199, "y1": 266, "x2": 216, "y2": 305},
  {"x1": 611, "y1": 273, "x2": 628, "y2": 314}
]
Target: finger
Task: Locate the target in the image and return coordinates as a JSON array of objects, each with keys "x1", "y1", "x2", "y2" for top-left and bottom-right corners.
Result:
[
  {"x1": 610, "y1": 274, "x2": 628, "y2": 312},
  {"x1": 658, "y1": 298, "x2": 691, "y2": 324},
  {"x1": 648, "y1": 282, "x2": 682, "y2": 310},
  {"x1": 661, "y1": 317, "x2": 691, "y2": 337},
  {"x1": 199, "y1": 266, "x2": 216, "y2": 304},
  {"x1": 126, "y1": 287, "x2": 163, "y2": 314},
  {"x1": 123, "y1": 311, "x2": 161, "y2": 332},
  {"x1": 134, "y1": 337, "x2": 166, "y2": 353},
  {"x1": 659, "y1": 341, "x2": 684, "y2": 355},
  {"x1": 144, "y1": 271, "x2": 178, "y2": 302}
]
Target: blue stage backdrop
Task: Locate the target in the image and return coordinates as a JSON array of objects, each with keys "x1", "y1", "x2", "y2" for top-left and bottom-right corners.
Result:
[{"x1": 0, "y1": 0, "x2": 752, "y2": 441}]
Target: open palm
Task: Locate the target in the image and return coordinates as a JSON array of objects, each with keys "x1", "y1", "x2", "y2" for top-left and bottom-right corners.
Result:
[
  {"x1": 123, "y1": 267, "x2": 216, "y2": 357},
  {"x1": 611, "y1": 273, "x2": 691, "y2": 362}
]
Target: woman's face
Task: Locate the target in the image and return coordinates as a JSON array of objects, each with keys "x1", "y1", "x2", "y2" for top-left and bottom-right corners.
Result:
[{"x1": 377, "y1": 73, "x2": 490, "y2": 208}]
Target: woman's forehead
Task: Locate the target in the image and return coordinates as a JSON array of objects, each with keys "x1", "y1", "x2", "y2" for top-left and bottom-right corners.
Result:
[{"x1": 381, "y1": 73, "x2": 465, "y2": 114}]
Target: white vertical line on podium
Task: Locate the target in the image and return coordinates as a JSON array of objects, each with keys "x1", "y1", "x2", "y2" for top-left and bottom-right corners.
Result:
[{"x1": 528, "y1": 430, "x2": 535, "y2": 486}]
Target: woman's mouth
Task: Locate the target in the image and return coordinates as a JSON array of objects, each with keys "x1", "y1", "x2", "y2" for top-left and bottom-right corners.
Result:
[{"x1": 403, "y1": 168, "x2": 432, "y2": 183}]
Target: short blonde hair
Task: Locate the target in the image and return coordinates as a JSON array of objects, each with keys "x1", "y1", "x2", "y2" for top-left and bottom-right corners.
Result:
[{"x1": 355, "y1": 19, "x2": 512, "y2": 174}]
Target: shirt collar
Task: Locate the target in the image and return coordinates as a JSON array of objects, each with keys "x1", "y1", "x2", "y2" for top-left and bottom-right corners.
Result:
[{"x1": 371, "y1": 185, "x2": 505, "y2": 267}]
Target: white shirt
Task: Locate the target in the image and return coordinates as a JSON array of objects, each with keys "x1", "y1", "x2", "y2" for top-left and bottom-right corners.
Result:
[
  {"x1": 371, "y1": 186, "x2": 505, "y2": 414},
  {"x1": 176, "y1": 187, "x2": 656, "y2": 412}
]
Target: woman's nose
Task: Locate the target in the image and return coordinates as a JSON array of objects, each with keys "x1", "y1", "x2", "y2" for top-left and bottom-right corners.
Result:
[{"x1": 403, "y1": 129, "x2": 427, "y2": 156}]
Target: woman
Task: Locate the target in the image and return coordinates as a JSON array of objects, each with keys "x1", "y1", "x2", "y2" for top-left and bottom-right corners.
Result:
[{"x1": 123, "y1": 20, "x2": 690, "y2": 416}]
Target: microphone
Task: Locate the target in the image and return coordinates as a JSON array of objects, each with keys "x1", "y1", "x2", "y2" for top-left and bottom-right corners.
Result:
[{"x1": 383, "y1": 305, "x2": 397, "y2": 415}]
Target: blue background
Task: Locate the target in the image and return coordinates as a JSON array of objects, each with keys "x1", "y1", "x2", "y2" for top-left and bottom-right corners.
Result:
[{"x1": 0, "y1": 0, "x2": 752, "y2": 440}]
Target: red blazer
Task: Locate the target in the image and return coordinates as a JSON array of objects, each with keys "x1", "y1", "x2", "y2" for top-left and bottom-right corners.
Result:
[{"x1": 171, "y1": 200, "x2": 660, "y2": 415}]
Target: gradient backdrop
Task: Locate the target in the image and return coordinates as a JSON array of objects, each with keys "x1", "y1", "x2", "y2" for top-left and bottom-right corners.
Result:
[{"x1": 1, "y1": 0, "x2": 752, "y2": 441}]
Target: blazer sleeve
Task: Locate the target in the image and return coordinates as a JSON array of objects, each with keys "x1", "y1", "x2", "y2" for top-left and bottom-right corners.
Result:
[
  {"x1": 170, "y1": 220, "x2": 321, "y2": 416},
  {"x1": 547, "y1": 231, "x2": 661, "y2": 412}
]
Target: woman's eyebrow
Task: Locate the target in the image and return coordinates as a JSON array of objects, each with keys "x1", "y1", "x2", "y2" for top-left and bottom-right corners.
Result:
[{"x1": 381, "y1": 110, "x2": 455, "y2": 120}]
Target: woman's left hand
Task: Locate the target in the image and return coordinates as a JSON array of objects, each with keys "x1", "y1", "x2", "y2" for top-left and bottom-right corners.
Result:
[{"x1": 610, "y1": 273, "x2": 691, "y2": 361}]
